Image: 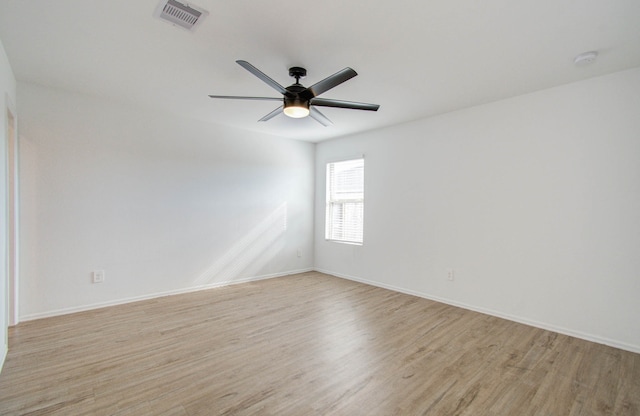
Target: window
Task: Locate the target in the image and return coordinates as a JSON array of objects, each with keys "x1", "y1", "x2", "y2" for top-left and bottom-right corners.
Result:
[{"x1": 325, "y1": 158, "x2": 364, "y2": 244}]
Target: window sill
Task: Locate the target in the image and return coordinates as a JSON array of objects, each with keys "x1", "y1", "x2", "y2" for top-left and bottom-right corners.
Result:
[{"x1": 325, "y1": 239, "x2": 363, "y2": 246}]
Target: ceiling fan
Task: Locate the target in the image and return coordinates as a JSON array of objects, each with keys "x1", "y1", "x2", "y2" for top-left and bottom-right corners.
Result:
[{"x1": 208, "y1": 60, "x2": 380, "y2": 126}]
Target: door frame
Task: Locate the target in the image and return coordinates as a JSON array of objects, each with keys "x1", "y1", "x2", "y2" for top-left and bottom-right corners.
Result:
[{"x1": 5, "y1": 96, "x2": 18, "y2": 327}]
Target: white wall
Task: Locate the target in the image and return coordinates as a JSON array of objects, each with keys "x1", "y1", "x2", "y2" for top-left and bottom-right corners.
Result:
[
  {"x1": 315, "y1": 68, "x2": 640, "y2": 353},
  {"x1": 18, "y1": 82, "x2": 315, "y2": 319},
  {"x1": 0, "y1": 39, "x2": 17, "y2": 370}
]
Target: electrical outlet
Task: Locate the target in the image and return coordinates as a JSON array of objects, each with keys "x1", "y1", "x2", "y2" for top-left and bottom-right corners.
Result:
[
  {"x1": 92, "y1": 270, "x2": 105, "y2": 284},
  {"x1": 297, "y1": 249, "x2": 302, "y2": 258},
  {"x1": 447, "y1": 268, "x2": 454, "y2": 281}
]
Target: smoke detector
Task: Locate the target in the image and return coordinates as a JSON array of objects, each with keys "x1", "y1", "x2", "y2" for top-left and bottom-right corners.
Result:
[
  {"x1": 154, "y1": 0, "x2": 208, "y2": 31},
  {"x1": 574, "y1": 51, "x2": 598, "y2": 66}
]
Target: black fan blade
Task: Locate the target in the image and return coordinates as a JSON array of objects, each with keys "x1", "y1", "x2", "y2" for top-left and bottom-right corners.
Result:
[
  {"x1": 309, "y1": 107, "x2": 333, "y2": 127},
  {"x1": 311, "y1": 98, "x2": 380, "y2": 111},
  {"x1": 208, "y1": 95, "x2": 282, "y2": 101},
  {"x1": 300, "y1": 67, "x2": 358, "y2": 100},
  {"x1": 236, "y1": 60, "x2": 288, "y2": 95},
  {"x1": 258, "y1": 106, "x2": 283, "y2": 122}
]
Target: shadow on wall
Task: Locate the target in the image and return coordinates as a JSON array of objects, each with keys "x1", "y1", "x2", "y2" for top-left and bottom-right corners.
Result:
[{"x1": 193, "y1": 203, "x2": 288, "y2": 286}]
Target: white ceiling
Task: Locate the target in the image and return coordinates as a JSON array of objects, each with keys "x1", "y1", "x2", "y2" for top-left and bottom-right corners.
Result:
[{"x1": 1, "y1": 0, "x2": 639, "y2": 142}]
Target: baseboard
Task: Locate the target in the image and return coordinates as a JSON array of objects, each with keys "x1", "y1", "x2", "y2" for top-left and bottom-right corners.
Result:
[
  {"x1": 314, "y1": 268, "x2": 640, "y2": 354},
  {"x1": 20, "y1": 268, "x2": 313, "y2": 322}
]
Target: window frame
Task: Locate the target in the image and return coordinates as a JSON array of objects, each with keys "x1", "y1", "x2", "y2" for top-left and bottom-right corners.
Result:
[{"x1": 325, "y1": 157, "x2": 365, "y2": 245}]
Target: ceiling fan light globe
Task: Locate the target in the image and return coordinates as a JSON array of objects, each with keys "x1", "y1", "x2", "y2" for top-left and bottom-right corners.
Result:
[{"x1": 283, "y1": 105, "x2": 310, "y2": 118}]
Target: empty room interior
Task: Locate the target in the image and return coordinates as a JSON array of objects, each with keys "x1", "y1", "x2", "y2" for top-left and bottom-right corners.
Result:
[{"x1": 0, "y1": 0, "x2": 639, "y2": 414}]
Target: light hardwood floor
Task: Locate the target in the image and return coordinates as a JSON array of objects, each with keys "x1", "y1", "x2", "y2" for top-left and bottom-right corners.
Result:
[{"x1": 0, "y1": 271, "x2": 638, "y2": 415}]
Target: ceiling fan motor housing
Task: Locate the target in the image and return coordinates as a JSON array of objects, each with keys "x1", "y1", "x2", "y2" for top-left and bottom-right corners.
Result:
[
  {"x1": 284, "y1": 96, "x2": 308, "y2": 107},
  {"x1": 284, "y1": 83, "x2": 308, "y2": 106}
]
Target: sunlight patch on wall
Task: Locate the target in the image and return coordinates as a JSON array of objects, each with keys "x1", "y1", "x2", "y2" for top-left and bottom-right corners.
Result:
[{"x1": 193, "y1": 203, "x2": 288, "y2": 285}]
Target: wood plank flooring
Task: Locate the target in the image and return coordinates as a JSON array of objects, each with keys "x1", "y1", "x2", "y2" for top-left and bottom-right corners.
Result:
[{"x1": 0, "y1": 271, "x2": 638, "y2": 415}]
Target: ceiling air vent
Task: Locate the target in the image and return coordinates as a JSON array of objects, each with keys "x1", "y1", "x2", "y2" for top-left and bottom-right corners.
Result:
[{"x1": 154, "y1": 0, "x2": 208, "y2": 31}]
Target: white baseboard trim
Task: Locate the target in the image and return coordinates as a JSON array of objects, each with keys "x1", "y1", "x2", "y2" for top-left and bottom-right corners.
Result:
[
  {"x1": 20, "y1": 268, "x2": 313, "y2": 322},
  {"x1": 314, "y1": 268, "x2": 640, "y2": 354}
]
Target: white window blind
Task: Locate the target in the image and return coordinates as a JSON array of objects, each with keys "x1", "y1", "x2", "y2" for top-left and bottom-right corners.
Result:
[{"x1": 325, "y1": 158, "x2": 364, "y2": 244}]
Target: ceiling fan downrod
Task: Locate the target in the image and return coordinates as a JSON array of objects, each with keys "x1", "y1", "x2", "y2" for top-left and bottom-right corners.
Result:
[{"x1": 288, "y1": 67, "x2": 307, "y2": 85}]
